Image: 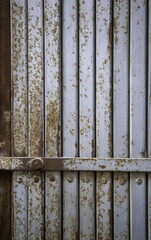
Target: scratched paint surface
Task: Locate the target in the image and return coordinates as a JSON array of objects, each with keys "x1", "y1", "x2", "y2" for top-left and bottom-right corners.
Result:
[
  {"x1": 79, "y1": 0, "x2": 95, "y2": 239},
  {"x1": 0, "y1": 0, "x2": 11, "y2": 238},
  {"x1": 11, "y1": 0, "x2": 44, "y2": 239},
  {"x1": 28, "y1": 0, "x2": 44, "y2": 239},
  {"x1": 130, "y1": 1, "x2": 147, "y2": 240},
  {"x1": 62, "y1": 0, "x2": 78, "y2": 239},
  {"x1": 96, "y1": 0, "x2": 112, "y2": 238},
  {"x1": 11, "y1": 0, "x2": 28, "y2": 239},
  {"x1": 148, "y1": 0, "x2": 151, "y2": 238},
  {"x1": 11, "y1": 0, "x2": 27, "y2": 157},
  {"x1": 113, "y1": 0, "x2": 129, "y2": 239},
  {"x1": 10, "y1": 0, "x2": 151, "y2": 239},
  {"x1": 44, "y1": 0, "x2": 62, "y2": 238}
]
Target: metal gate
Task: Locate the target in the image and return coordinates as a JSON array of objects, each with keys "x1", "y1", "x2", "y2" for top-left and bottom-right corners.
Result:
[{"x1": 0, "y1": 0, "x2": 151, "y2": 239}]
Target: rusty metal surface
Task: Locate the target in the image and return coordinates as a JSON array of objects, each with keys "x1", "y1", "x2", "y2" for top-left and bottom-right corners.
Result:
[
  {"x1": 44, "y1": 0, "x2": 62, "y2": 238},
  {"x1": 0, "y1": 0, "x2": 11, "y2": 157},
  {"x1": 148, "y1": 0, "x2": 151, "y2": 238},
  {"x1": 63, "y1": 172, "x2": 78, "y2": 240},
  {"x1": 114, "y1": 172, "x2": 129, "y2": 239},
  {"x1": 11, "y1": 0, "x2": 28, "y2": 239},
  {"x1": 130, "y1": 1, "x2": 147, "y2": 239},
  {"x1": 113, "y1": 0, "x2": 129, "y2": 238},
  {"x1": 0, "y1": 0, "x2": 11, "y2": 238},
  {"x1": 0, "y1": 172, "x2": 11, "y2": 240},
  {"x1": 44, "y1": 0, "x2": 61, "y2": 159},
  {"x1": 79, "y1": 0, "x2": 95, "y2": 238},
  {"x1": 96, "y1": 0, "x2": 113, "y2": 238},
  {"x1": 28, "y1": 171, "x2": 44, "y2": 240},
  {"x1": 96, "y1": 172, "x2": 112, "y2": 240},
  {"x1": 62, "y1": 0, "x2": 78, "y2": 238},
  {"x1": 27, "y1": 0, "x2": 44, "y2": 238},
  {"x1": 12, "y1": 172, "x2": 28, "y2": 240},
  {"x1": 96, "y1": 0, "x2": 112, "y2": 159},
  {"x1": 1, "y1": 157, "x2": 151, "y2": 172},
  {"x1": 11, "y1": 0, "x2": 27, "y2": 157},
  {"x1": 148, "y1": 173, "x2": 151, "y2": 239},
  {"x1": 9, "y1": 0, "x2": 151, "y2": 239},
  {"x1": 28, "y1": 0, "x2": 44, "y2": 157},
  {"x1": 45, "y1": 172, "x2": 61, "y2": 239},
  {"x1": 11, "y1": 0, "x2": 44, "y2": 238}
]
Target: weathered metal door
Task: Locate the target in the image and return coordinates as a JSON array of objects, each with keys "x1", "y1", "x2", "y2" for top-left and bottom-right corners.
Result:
[{"x1": 0, "y1": 0, "x2": 151, "y2": 239}]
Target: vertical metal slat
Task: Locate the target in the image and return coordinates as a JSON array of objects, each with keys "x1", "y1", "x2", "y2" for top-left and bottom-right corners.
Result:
[
  {"x1": 44, "y1": 0, "x2": 62, "y2": 238},
  {"x1": 11, "y1": 0, "x2": 28, "y2": 239},
  {"x1": 62, "y1": 0, "x2": 79, "y2": 239},
  {"x1": 130, "y1": 1, "x2": 147, "y2": 239},
  {"x1": 148, "y1": 0, "x2": 151, "y2": 238},
  {"x1": 96, "y1": 0, "x2": 112, "y2": 239},
  {"x1": 113, "y1": 0, "x2": 129, "y2": 239},
  {"x1": 27, "y1": 0, "x2": 44, "y2": 238},
  {"x1": 79, "y1": 0, "x2": 95, "y2": 238},
  {"x1": 12, "y1": 172, "x2": 28, "y2": 239},
  {"x1": 0, "y1": 0, "x2": 11, "y2": 238}
]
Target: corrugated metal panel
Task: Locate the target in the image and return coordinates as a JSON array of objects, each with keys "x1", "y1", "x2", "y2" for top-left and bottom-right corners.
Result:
[
  {"x1": 44, "y1": 0, "x2": 62, "y2": 238},
  {"x1": 148, "y1": 0, "x2": 151, "y2": 238},
  {"x1": 0, "y1": 0, "x2": 11, "y2": 238},
  {"x1": 11, "y1": 0, "x2": 28, "y2": 239},
  {"x1": 27, "y1": 0, "x2": 44, "y2": 238},
  {"x1": 130, "y1": 1, "x2": 147, "y2": 239},
  {"x1": 113, "y1": 0, "x2": 129, "y2": 238},
  {"x1": 62, "y1": 0, "x2": 78, "y2": 238},
  {"x1": 96, "y1": 0, "x2": 112, "y2": 238},
  {"x1": 10, "y1": 0, "x2": 151, "y2": 239},
  {"x1": 79, "y1": 0, "x2": 95, "y2": 239},
  {"x1": 11, "y1": 0, "x2": 44, "y2": 239}
]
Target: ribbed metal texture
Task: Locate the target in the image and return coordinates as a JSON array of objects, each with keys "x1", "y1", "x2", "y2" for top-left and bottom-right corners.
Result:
[{"x1": 11, "y1": 0, "x2": 150, "y2": 239}]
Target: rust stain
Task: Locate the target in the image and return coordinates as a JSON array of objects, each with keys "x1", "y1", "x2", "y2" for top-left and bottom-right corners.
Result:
[
  {"x1": 96, "y1": 172, "x2": 112, "y2": 239},
  {"x1": 9, "y1": 0, "x2": 148, "y2": 239},
  {"x1": 91, "y1": 139, "x2": 95, "y2": 157},
  {"x1": 0, "y1": 0, "x2": 11, "y2": 238},
  {"x1": 28, "y1": 0, "x2": 44, "y2": 158},
  {"x1": 11, "y1": 0, "x2": 28, "y2": 157},
  {"x1": 27, "y1": 2, "x2": 44, "y2": 239},
  {"x1": 11, "y1": 0, "x2": 45, "y2": 239},
  {"x1": 114, "y1": 16, "x2": 118, "y2": 45},
  {"x1": 141, "y1": 149, "x2": 146, "y2": 157},
  {"x1": 45, "y1": 1, "x2": 61, "y2": 239},
  {"x1": 0, "y1": 0, "x2": 11, "y2": 157},
  {"x1": 107, "y1": 15, "x2": 112, "y2": 57},
  {"x1": 46, "y1": 99, "x2": 60, "y2": 157}
]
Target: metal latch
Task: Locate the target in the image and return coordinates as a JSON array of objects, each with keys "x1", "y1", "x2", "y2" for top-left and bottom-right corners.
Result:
[
  {"x1": 27, "y1": 158, "x2": 44, "y2": 170},
  {"x1": 0, "y1": 157, "x2": 150, "y2": 172}
]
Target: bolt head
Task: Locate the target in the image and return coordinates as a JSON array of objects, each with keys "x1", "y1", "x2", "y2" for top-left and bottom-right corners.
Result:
[
  {"x1": 50, "y1": 176, "x2": 55, "y2": 182},
  {"x1": 135, "y1": 178, "x2": 142, "y2": 185},
  {"x1": 85, "y1": 177, "x2": 90, "y2": 183},
  {"x1": 119, "y1": 179, "x2": 126, "y2": 185},
  {"x1": 67, "y1": 176, "x2": 73, "y2": 183},
  {"x1": 17, "y1": 177, "x2": 22, "y2": 183},
  {"x1": 101, "y1": 178, "x2": 107, "y2": 184},
  {"x1": 34, "y1": 177, "x2": 39, "y2": 183}
]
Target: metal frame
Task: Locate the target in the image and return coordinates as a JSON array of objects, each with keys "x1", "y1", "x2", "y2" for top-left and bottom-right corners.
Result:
[{"x1": 0, "y1": 157, "x2": 151, "y2": 171}]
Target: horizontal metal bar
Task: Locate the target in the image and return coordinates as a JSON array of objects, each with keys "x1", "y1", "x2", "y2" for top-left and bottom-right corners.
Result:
[{"x1": 0, "y1": 157, "x2": 151, "y2": 171}]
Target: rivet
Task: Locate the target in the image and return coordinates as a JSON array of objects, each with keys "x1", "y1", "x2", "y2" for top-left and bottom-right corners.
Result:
[
  {"x1": 101, "y1": 178, "x2": 107, "y2": 184},
  {"x1": 67, "y1": 176, "x2": 73, "y2": 183},
  {"x1": 119, "y1": 179, "x2": 126, "y2": 185},
  {"x1": 17, "y1": 177, "x2": 22, "y2": 183},
  {"x1": 135, "y1": 178, "x2": 142, "y2": 185},
  {"x1": 85, "y1": 177, "x2": 90, "y2": 183},
  {"x1": 50, "y1": 176, "x2": 55, "y2": 182},
  {"x1": 34, "y1": 177, "x2": 39, "y2": 183},
  {"x1": 29, "y1": 158, "x2": 44, "y2": 170}
]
